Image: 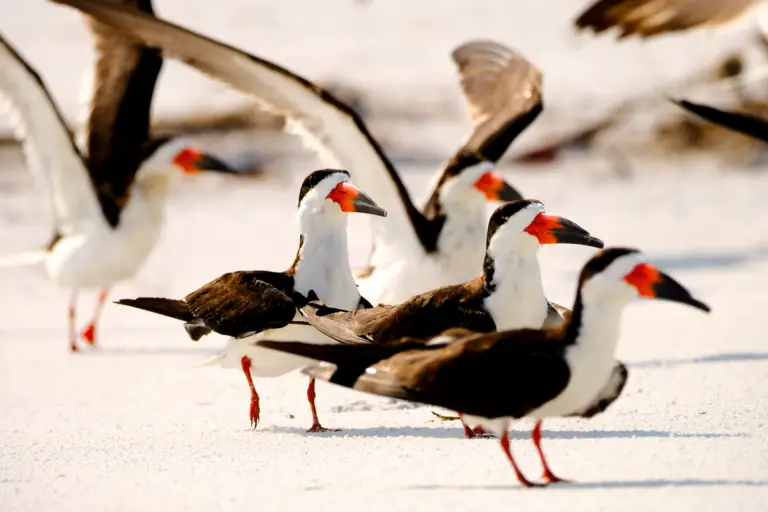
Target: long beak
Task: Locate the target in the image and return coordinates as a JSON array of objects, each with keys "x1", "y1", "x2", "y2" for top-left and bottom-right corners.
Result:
[
  {"x1": 172, "y1": 147, "x2": 235, "y2": 174},
  {"x1": 525, "y1": 214, "x2": 604, "y2": 248},
  {"x1": 624, "y1": 264, "x2": 711, "y2": 312},
  {"x1": 194, "y1": 153, "x2": 236, "y2": 173},
  {"x1": 327, "y1": 182, "x2": 387, "y2": 217},
  {"x1": 473, "y1": 171, "x2": 523, "y2": 202}
]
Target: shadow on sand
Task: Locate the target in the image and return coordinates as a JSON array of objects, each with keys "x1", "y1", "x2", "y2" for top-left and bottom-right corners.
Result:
[
  {"x1": 650, "y1": 246, "x2": 768, "y2": 272},
  {"x1": 631, "y1": 352, "x2": 768, "y2": 369},
  {"x1": 263, "y1": 425, "x2": 746, "y2": 440},
  {"x1": 405, "y1": 478, "x2": 768, "y2": 491}
]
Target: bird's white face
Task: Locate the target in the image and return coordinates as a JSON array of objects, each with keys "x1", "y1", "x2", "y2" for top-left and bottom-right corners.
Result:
[
  {"x1": 487, "y1": 202, "x2": 547, "y2": 259},
  {"x1": 581, "y1": 252, "x2": 648, "y2": 309},
  {"x1": 440, "y1": 161, "x2": 507, "y2": 207},
  {"x1": 297, "y1": 172, "x2": 351, "y2": 223}
]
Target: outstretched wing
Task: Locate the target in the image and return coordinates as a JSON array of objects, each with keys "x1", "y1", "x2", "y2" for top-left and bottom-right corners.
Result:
[
  {"x1": 449, "y1": 40, "x2": 543, "y2": 163},
  {"x1": 52, "y1": 0, "x2": 429, "y2": 253},
  {"x1": 574, "y1": 0, "x2": 757, "y2": 39},
  {"x1": 0, "y1": 34, "x2": 105, "y2": 234},
  {"x1": 76, "y1": 0, "x2": 163, "y2": 227}
]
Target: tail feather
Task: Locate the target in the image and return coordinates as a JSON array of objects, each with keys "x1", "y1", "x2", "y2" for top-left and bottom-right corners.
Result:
[
  {"x1": 184, "y1": 320, "x2": 212, "y2": 341},
  {"x1": 115, "y1": 297, "x2": 194, "y2": 322},
  {"x1": 0, "y1": 250, "x2": 47, "y2": 268}
]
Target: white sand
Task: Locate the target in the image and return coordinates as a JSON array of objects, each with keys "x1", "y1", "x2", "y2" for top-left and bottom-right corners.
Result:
[{"x1": 2, "y1": 1, "x2": 768, "y2": 510}]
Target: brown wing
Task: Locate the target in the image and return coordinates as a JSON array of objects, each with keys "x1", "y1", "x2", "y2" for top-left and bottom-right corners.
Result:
[
  {"x1": 302, "y1": 278, "x2": 496, "y2": 345},
  {"x1": 449, "y1": 40, "x2": 543, "y2": 163},
  {"x1": 294, "y1": 329, "x2": 570, "y2": 419},
  {"x1": 80, "y1": 0, "x2": 163, "y2": 227},
  {"x1": 297, "y1": 301, "x2": 396, "y2": 345},
  {"x1": 574, "y1": 0, "x2": 757, "y2": 39},
  {"x1": 184, "y1": 270, "x2": 297, "y2": 337}
]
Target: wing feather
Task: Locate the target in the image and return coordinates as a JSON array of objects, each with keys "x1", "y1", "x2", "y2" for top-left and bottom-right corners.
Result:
[{"x1": 0, "y1": 35, "x2": 105, "y2": 233}]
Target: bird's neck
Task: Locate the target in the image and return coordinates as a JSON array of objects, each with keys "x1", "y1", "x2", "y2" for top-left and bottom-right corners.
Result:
[
  {"x1": 292, "y1": 216, "x2": 360, "y2": 310},
  {"x1": 482, "y1": 247, "x2": 548, "y2": 330},
  {"x1": 565, "y1": 288, "x2": 630, "y2": 358}
]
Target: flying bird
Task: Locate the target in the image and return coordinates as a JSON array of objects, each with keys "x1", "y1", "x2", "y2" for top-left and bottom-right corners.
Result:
[{"x1": 0, "y1": 5, "x2": 233, "y2": 352}]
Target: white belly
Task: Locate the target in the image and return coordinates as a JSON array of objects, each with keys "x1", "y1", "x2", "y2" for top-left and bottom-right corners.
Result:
[
  {"x1": 201, "y1": 313, "x2": 339, "y2": 378},
  {"x1": 528, "y1": 350, "x2": 615, "y2": 418},
  {"x1": 46, "y1": 217, "x2": 162, "y2": 289}
]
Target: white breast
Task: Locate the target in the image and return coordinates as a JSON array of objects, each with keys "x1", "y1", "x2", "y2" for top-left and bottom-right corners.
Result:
[
  {"x1": 528, "y1": 302, "x2": 625, "y2": 418},
  {"x1": 483, "y1": 254, "x2": 548, "y2": 331}
]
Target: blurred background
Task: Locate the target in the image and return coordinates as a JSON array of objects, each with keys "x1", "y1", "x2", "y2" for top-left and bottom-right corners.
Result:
[{"x1": 3, "y1": 0, "x2": 768, "y2": 175}]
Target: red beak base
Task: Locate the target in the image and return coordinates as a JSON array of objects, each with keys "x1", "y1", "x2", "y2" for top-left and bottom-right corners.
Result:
[
  {"x1": 326, "y1": 182, "x2": 360, "y2": 213},
  {"x1": 473, "y1": 172, "x2": 505, "y2": 200},
  {"x1": 524, "y1": 213, "x2": 561, "y2": 244},
  {"x1": 172, "y1": 147, "x2": 202, "y2": 174},
  {"x1": 623, "y1": 263, "x2": 662, "y2": 298}
]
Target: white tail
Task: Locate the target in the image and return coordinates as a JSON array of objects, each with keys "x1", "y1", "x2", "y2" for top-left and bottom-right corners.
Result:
[{"x1": 0, "y1": 250, "x2": 46, "y2": 268}]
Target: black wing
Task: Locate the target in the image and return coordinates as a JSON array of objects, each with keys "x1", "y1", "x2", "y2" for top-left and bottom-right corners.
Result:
[
  {"x1": 184, "y1": 270, "x2": 297, "y2": 337},
  {"x1": 674, "y1": 99, "x2": 768, "y2": 143},
  {"x1": 78, "y1": 0, "x2": 163, "y2": 227},
  {"x1": 271, "y1": 329, "x2": 570, "y2": 419}
]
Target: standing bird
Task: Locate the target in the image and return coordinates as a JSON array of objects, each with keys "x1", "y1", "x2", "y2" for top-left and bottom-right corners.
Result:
[
  {"x1": 116, "y1": 170, "x2": 387, "y2": 432},
  {"x1": 0, "y1": 15, "x2": 233, "y2": 351},
  {"x1": 257, "y1": 248, "x2": 710, "y2": 487},
  {"x1": 49, "y1": 0, "x2": 543, "y2": 305},
  {"x1": 575, "y1": 0, "x2": 761, "y2": 39},
  {"x1": 297, "y1": 199, "x2": 605, "y2": 438}
]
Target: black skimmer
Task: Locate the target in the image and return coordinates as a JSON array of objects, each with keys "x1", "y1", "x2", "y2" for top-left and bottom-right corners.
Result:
[
  {"x1": 50, "y1": 0, "x2": 543, "y2": 304},
  {"x1": 299, "y1": 199, "x2": 603, "y2": 346},
  {"x1": 674, "y1": 98, "x2": 768, "y2": 140},
  {"x1": 295, "y1": 199, "x2": 603, "y2": 436},
  {"x1": 575, "y1": 0, "x2": 760, "y2": 39},
  {"x1": 0, "y1": 14, "x2": 233, "y2": 352},
  {"x1": 116, "y1": 169, "x2": 386, "y2": 431},
  {"x1": 256, "y1": 247, "x2": 711, "y2": 487}
]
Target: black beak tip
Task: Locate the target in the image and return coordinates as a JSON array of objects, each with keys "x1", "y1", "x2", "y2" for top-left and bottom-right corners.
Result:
[
  {"x1": 500, "y1": 183, "x2": 524, "y2": 202},
  {"x1": 690, "y1": 297, "x2": 711, "y2": 313},
  {"x1": 586, "y1": 236, "x2": 605, "y2": 249}
]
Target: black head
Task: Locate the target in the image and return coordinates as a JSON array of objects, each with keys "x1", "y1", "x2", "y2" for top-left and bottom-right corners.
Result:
[{"x1": 298, "y1": 169, "x2": 350, "y2": 206}]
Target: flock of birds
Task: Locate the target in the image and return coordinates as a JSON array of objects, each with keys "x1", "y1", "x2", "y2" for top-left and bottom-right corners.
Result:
[{"x1": 2, "y1": 0, "x2": 767, "y2": 488}]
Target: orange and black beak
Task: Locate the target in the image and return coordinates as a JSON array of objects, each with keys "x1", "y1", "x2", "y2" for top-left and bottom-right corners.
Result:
[
  {"x1": 326, "y1": 182, "x2": 387, "y2": 217},
  {"x1": 473, "y1": 171, "x2": 523, "y2": 202},
  {"x1": 172, "y1": 148, "x2": 235, "y2": 174},
  {"x1": 524, "y1": 213, "x2": 604, "y2": 248},
  {"x1": 624, "y1": 263, "x2": 710, "y2": 312}
]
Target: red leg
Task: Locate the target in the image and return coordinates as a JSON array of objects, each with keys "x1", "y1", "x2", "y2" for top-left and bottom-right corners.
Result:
[
  {"x1": 532, "y1": 420, "x2": 569, "y2": 483},
  {"x1": 500, "y1": 430, "x2": 543, "y2": 488},
  {"x1": 240, "y1": 356, "x2": 260, "y2": 429},
  {"x1": 472, "y1": 426, "x2": 492, "y2": 437},
  {"x1": 459, "y1": 414, "x2": 477, "y2": 439},
  {"x1": 306, "y1": 378, "x2": 339, "y2": 433},
  {"x1": 81, "y1": 288, "x2": 108, "y2": 346},
  {"x1": 69, "y1": 291, "x2": 78, "y2": 352}
]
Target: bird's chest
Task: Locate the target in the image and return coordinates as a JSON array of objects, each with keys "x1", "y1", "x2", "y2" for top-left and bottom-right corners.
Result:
[{"x1": 435, "y1": 214, "x2": 488, "y2": 282}]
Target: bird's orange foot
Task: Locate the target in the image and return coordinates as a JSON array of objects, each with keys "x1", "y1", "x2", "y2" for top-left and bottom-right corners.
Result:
[
  {"x1": 542, "y1": 470, "x2": 570, "y2": 484},
  {"x1": 306, "y1": 423, "x2": 340, "y2": 433},
  {"x1": 249, "y1": 399, "x2": 260, "y2": 429},
  {"x1": 81, "y1": 324, "x2": 96, "y2": 346}
]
